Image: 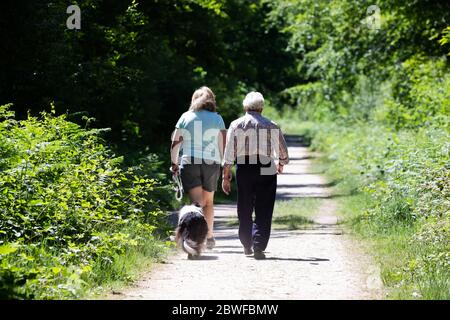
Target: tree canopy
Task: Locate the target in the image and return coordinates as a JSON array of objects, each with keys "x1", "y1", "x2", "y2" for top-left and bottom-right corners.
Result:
[{"x1": 0, "y1": 0, "x2": 299, "y2": 150}]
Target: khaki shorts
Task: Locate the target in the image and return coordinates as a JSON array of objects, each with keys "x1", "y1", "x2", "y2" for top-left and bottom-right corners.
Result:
[{"x1": 180, "y1": 160, "x2": 221, "y2": 192}]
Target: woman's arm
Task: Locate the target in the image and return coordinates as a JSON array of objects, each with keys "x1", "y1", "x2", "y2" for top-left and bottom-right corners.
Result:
[{"x1": 170, "y1": 128, "x2": 183, "y2": 173}]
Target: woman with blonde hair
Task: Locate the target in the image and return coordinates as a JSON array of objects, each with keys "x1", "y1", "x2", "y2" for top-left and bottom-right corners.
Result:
[{"x1": 170, "y1": 86, "x2": 227, "y2": 249}]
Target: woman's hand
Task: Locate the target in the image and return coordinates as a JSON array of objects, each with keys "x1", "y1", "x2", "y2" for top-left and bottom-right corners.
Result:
[
  {"x1": 222, "y1": 178, "x2": 231, "y2": 195},
  {"x1": 170, "y1": 163, "x2": 179, "y2": 175}
]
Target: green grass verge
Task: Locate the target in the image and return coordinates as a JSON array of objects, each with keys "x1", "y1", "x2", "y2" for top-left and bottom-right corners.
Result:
[
  {"x1": 307, "y1": 123, "x2": 450, "y2": 300},
  {"x1": 336, "y1": 193, "x2": 449, "y2": 300},
  {"x1": 86, "y1": 236, "x2": 173, "y2": 298},
  {"x1": 272, "y1": 198, "x2": 319, "y2": 230}
]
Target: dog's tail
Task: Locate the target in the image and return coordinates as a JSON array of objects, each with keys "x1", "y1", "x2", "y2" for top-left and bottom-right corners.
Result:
[
  {"x1": 181, "y1": 240, "x2": 198, "y2": 256},
  {"x1": 182, "y1": 239, "x2": 198, "y2": 256}
]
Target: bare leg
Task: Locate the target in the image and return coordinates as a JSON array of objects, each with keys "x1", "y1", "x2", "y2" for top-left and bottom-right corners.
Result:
[
  {"x1": 202, "y1": 189, "x2": 215, "y2": 238},
  {"x1": 187, "y1": 186, "x2": 214, "y2": 238},
  {"x1": 187, "y1": 186, "x2": 204, "y2": 207}
]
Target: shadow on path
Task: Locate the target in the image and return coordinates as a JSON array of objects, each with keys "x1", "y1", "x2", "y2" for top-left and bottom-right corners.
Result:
[
  {"x1": 190, "y1": 255, "x2": 219, "y2": 261},
  {"x1": 276, "y1": 182, "x2": 337, "y2": 188},
  {"x1": 276, "y1": 193, "x2": 349, "y2": 200},
  {"x1": 263, "y1": 257, "x2": 330, "y2": 262},
  {"x1": 114, "y1": 135, "x2": 381, "y2": 300}
]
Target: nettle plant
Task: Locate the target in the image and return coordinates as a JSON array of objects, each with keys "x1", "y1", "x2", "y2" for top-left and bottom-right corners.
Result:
[{"x1": 0, "y1": 104, "x2": 168, "y2": 298}]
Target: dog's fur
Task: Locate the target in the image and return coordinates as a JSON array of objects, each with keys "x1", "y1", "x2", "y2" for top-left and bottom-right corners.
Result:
[{"x1": 175, "y1": 204, "x2": 208, "y2": 259}]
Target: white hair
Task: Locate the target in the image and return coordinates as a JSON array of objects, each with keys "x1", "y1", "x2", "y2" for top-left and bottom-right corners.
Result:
[{"x1": 243, "y1": 91, "x2": 264, "y2": 112}]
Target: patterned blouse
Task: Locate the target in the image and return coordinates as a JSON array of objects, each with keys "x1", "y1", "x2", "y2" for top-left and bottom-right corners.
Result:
[{"x1": 223, "y1": 111, "x2": 289, "y2": 167}]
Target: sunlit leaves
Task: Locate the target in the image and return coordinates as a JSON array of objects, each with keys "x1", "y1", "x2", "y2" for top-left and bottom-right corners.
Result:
[{"x1": 0, "y1": 105, "x2": 168, "y2": 299}]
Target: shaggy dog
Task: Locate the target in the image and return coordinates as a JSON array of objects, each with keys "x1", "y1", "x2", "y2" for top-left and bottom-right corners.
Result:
[{"x1": 175, "y1": 204, "x2": 208, "y2": 259}]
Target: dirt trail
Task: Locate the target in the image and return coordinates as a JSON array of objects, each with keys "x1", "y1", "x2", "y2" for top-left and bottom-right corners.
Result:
[{"x1": 112, "y1": 137, "x2": 383, "y2": 300}]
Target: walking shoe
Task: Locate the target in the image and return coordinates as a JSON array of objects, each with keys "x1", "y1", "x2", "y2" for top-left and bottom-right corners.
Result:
[
  {"x1": 253, "y1": 249, "x2": 266, "y2": 260},
  {"x1": 206, "y1": 237, "x2": 216, "y2": 249},
  {"x1": 244, "y1": 247, "x2": 253, "y2": 256}
]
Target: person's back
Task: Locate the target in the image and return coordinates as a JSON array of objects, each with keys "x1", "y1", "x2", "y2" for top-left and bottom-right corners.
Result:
[
  {"x1": 222, "y1": 91, "x2": 289, "y2": 260},
  {"x1": 176, "y1": 109, "x2": 225, "y2": 164},
  {"x1": 228, "y1": 111, "x2": 284, "y2": 169},
  {"x1": 170, "y1": 86, "x2": 226, "y2": 251}
]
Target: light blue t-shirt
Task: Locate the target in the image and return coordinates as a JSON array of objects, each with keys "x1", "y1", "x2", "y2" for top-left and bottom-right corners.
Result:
[{"x1": 175, "y1": 110, "x2": 226, "y2": 163}]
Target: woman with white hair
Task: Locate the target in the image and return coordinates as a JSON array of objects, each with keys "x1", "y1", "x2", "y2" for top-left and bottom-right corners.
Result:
[
  {"x1": 222, "y1": 91, "x2": 289, "y2": 259},
  {"x1": 170, "y1": 86, "x2": 227, "y2": 249}
]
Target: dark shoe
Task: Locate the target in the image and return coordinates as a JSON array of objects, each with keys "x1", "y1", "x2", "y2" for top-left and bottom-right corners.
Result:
[
  {"x1": 206, "y1": 237, "x2": 216, "y2": 249},
  {"x1": 244, "y1": 247, "x2": 253, "y2": 256},
  {"x1": 254, "y1": 249, "x2": 266, "y2": 260}
]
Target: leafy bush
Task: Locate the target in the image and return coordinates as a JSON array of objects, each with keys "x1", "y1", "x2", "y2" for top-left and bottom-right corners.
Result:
[
  {"x1": 439, "y1": 26, "x2": 450, "y2": 54},
  {"x1": 0, "y1": 104, "x2": 169, "y2": 299},
  {"x1": 381, "y1": 55, "x2": 450, "y2": 129},
  {"x1": 410, "y1": 218, "x2": 450, "y2": 299},
  {"x1": 310, "y1": 122, "x2": 449, "y2": 298}
]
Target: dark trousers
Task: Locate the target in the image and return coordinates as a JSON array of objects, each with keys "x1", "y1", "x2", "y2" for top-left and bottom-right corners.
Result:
[{"x1": 236, "y1": 160, "x2": 277, "y2": 251}]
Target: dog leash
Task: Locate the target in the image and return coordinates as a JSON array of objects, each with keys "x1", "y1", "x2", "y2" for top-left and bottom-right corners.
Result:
[{"x1": 171, "y1": 172, "x2": 184, "y2": 202}]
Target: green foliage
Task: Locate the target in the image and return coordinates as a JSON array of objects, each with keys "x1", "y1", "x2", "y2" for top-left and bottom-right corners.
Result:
[
  {"x1": 0, "y1": 105, "x2": 169, "y2": 299},
  {"x1": 410, "y1": 218, "x2": 450, "y2": 299},
  {"x1": 0, "y1": 0, "x2": 299, "y2": 149},
  {"x1": 268, "y1": 0, "x2": 450, "y2": 128},
  {"x1": 439, "y1": 26, "x2": 450, "y2": 54},
  {"x1": 310, "y1": 122, "x2": 449, "y2": 299},
  {"x1": 1, "y1": 0, "x2": 449, "y2": 300},
  {"x1": 381, "y1": 55, "x2": 450, "y2": 129}
]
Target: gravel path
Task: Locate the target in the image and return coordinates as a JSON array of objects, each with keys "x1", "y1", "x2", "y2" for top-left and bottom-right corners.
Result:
[{"x1": 112, "y1": 138, "x2": 383, "y2": 300}]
